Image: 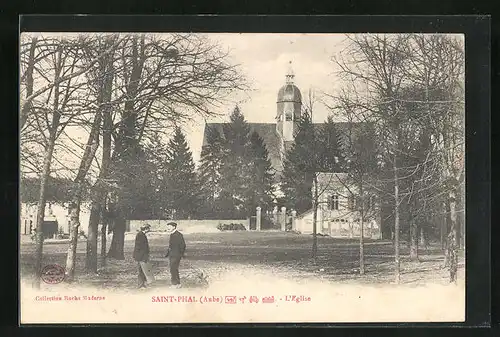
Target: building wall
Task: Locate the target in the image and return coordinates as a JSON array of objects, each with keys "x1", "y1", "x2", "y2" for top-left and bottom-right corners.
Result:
[{"x1": 127, "y1": 219, "x2": 251, "y2": 233}]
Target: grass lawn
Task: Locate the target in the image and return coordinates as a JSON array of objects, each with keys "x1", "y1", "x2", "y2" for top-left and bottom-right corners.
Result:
[{"x1": 20, "y1": 231, "x2": 464, "y2": 290}]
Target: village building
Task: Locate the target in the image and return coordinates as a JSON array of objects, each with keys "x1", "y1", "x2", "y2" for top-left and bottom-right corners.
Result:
[
  {"x1": 294, "y1": 173, "x2": 381, "y2": 238},
  {"x1": 20, "y1": 202, "x2": 91, "y2": 238}
]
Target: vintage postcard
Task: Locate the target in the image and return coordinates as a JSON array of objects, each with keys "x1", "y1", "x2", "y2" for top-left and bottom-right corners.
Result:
[{"x1": 19, "y1": 32, "x2": 465, "y2": 324}]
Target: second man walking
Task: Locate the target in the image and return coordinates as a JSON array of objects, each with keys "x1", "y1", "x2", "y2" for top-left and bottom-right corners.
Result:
[{"x1": 165, "y1": 222, "x2": 186, "y2": 288}]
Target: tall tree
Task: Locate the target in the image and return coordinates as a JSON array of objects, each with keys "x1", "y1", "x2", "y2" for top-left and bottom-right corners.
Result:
[
  {"x1": 104, "y1": 33, "x2": 246, "y2": 258},
  {"x1": 246, "y1": 131, "x2": 275, "y2": 213},
  {"x1": 401, "y1": 34, "x2": 465, "y2": 281},
  {"x1": 219, "y1": 106, "x2": 253, "y2": 218},
  {"x1": 331, "y1": 33, "x2": 464, "y2": 283},
  {"x1": 19, "y1": 36, "x2": 95, "y2": 287},
  {"x1": 198, "y1": 126, "x2": 228, "y2": 218},
  {"x1": 317, "y1": 116, "x2": 346, "y2": 172},
  {"x1": 84, "y1": 35, "x2": 118, "y2": 273},
  {"x1": 281, "y1": 111, "x2": 315, "y2": 215},
  {"x1": 332, "y1": 34, "x2": 413, "y2": 283},
  {"x1": 281, "y1": 91, "x2": 346, "y2": 259},
  {"x1": 163, "y1": 127, "x2": 200, "y2": 219},
  {"x1": 334, "y1": 117, "x2": 380, "y2": 275}
]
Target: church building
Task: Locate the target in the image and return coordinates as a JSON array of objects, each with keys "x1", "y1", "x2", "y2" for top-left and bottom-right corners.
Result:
[
  {"x1": 201, "y1": 64, "x2": 381, "y2": 238},
  {"x1": 202, "y1": 63, "x2": 305, "y2": 176}
]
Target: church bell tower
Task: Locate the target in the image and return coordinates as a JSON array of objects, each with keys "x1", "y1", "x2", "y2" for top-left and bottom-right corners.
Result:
[{"x1": 276, "y1": 62, "x2": 302, "y2": 157}]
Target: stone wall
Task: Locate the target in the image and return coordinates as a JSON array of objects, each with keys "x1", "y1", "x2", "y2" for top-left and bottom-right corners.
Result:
[{"x1": 127, "y1": 219, "x2": 250, "y2": 234}]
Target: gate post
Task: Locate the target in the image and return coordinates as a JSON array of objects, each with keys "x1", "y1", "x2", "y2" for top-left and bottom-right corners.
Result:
[{"x1": 281, "y1": 206, "x2": 287, "y2": 231}]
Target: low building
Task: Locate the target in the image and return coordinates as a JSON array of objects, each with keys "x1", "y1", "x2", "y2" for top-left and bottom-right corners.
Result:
[
  {"x1": 294, "y1": 173, "x2": 381, "y2": 238},
  {"x1": 20, "y1": 202, "x2": 92, "y2": 237}
]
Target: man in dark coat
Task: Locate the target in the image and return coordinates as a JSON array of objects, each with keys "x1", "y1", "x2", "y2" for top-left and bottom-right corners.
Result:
[
  {"x1": 165, "y1": 222, "x2": 186, "y2": 288},
  {"x1": 133, "y1": 224, "x2": 151, "y2": 289}
]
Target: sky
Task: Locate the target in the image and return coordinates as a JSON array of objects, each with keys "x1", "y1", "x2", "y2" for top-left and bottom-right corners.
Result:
[{"x1": 182, "y1": 33, "x2": 348, "y2": 163}]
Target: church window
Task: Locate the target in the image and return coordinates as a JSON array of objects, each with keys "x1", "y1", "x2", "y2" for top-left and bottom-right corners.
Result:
[
  {"x1": 285, "y1": 112, "x2": 293, "y2": 121},
  {"x1": 328, "y1": 194, "x2": 339, "y2": 210}
]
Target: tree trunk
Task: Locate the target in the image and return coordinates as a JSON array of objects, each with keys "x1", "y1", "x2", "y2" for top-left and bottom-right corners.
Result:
[
  {"x1": 65, "y1": 201, "x2": 81, "y2": 282},
  {"x1": 359, "y1": 184, "x2": 365, "y2": 275},
  {"x1": 393, "y1": 154, "x2": 401, "y2": 284},
  {"x1": 85, "y1": 201, "x2": 101, "y2": 273},
  {"x1": 311, "y1": 175, "x2": 318, "y2": 259},
  {"x1": 85, "y1": 41, "x2": 114, "y2": 273},
  {"x1": 456, "y1": 185, "x2": 464, "y2": 249},
  {"x1": 443, "y1": 200, "x2": 452, "y2": 268},
  {"x1": 100, "y1": 216, "x2": 108, "y2": 267},
  {"x1": 33, "y1": 58, "x2": 62, "y2": 288},
  {"x1": 65, "y1": 109, "x2": 102, "y2": 280},
  {"x1": 106, "y1": 35, "x2": 144, "y2": 260},
  {"x1": 409, "y1": 217, "x2": 419, "y2": 261},
  {"x1": 447, "y1": 190, "x2": 459, "y2": 283},
  {"x1": 32, "y1": 134, "x2": 57, "y2": 289},
  {"x1": 107, "y1": 215, "x2": 126, "y2": 260},
  {"x1": 359, "y1": 218, "x2": 365, "y2": 275},
  {"x1": 406, "y1": 225, "x2": 411, "y2": 250},
  {"x1": 440, "y1": 207, "x2": 446, "y2": 250},
  {"x1": 420, "y1": 226, "x2": 427, "y2": 251}
]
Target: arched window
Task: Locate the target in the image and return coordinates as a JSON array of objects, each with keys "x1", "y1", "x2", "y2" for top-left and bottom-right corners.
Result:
[{"x1": 328, "y1": 194, "x2": 339, "y2": 210}]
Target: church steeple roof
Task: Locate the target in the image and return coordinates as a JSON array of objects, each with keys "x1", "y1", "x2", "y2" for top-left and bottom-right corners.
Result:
[
  {"x1": 285, "y1": 61, "x2": 295, "y2": 84},
  {"x1": 277, "y1": 61, "x2": 302, "y2": 103}
]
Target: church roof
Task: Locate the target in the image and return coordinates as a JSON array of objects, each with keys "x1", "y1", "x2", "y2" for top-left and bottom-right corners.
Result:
[
  {"x1": 202, "y1": 123, "x2": 283, "y2": 174},
  {"x1": 201, "y1": 121, "x2": 367, "y2": 178},
  {"x1": 277, "y1": 84, "x2": 302, "y2": 103}
]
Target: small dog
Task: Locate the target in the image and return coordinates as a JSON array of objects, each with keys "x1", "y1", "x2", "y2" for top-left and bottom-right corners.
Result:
[{"x1": 184, "y1": 268, "x2": 209, "y2": 286}]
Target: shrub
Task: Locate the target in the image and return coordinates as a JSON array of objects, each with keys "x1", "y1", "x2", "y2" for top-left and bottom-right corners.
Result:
[{"x1": 217, "y1": 223, "x2": 247, "y2": 231}]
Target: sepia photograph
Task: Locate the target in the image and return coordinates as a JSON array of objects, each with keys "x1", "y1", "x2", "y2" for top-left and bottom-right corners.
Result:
[{"x1": 19, "y1": 32, "x2": 466, "y2": 324}]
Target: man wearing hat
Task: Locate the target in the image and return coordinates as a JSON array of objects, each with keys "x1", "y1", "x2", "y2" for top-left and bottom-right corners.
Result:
[
  {"x1": 133, "y1": 223, "x2": 155, "y2": 289},
  {"x1": 165, "y1": 222, "x2": 186, "y2": 288}
]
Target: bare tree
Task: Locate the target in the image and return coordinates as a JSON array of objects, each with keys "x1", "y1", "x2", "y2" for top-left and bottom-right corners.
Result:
[
  {"x1": 82, "y1": 35, "x2": 120, "y2": 273},
  {"x1": 98, "y1": 33, "x2": 247, "y2": 260},
  {"x1": 402, "y1": 34, "x2": 465, "y2": 281},
  {"x1": 331, "y1": 34, "x2": 464, "y2": 282},
  {"x1": 65, "y1": 108, "x2": 102, "y2": 281},
  {"x1": 332, "y1": 34, "x2": 411, "y2": 283},
  {"x1": 340, "y1": 118, "x2": 379, "y2": 274},
  {"x1": 304, "y1": 90, "x2": 320, "y2": 259},
  {"x1": 20, "y1": 35, "x2": 94, "y2": 288}
]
